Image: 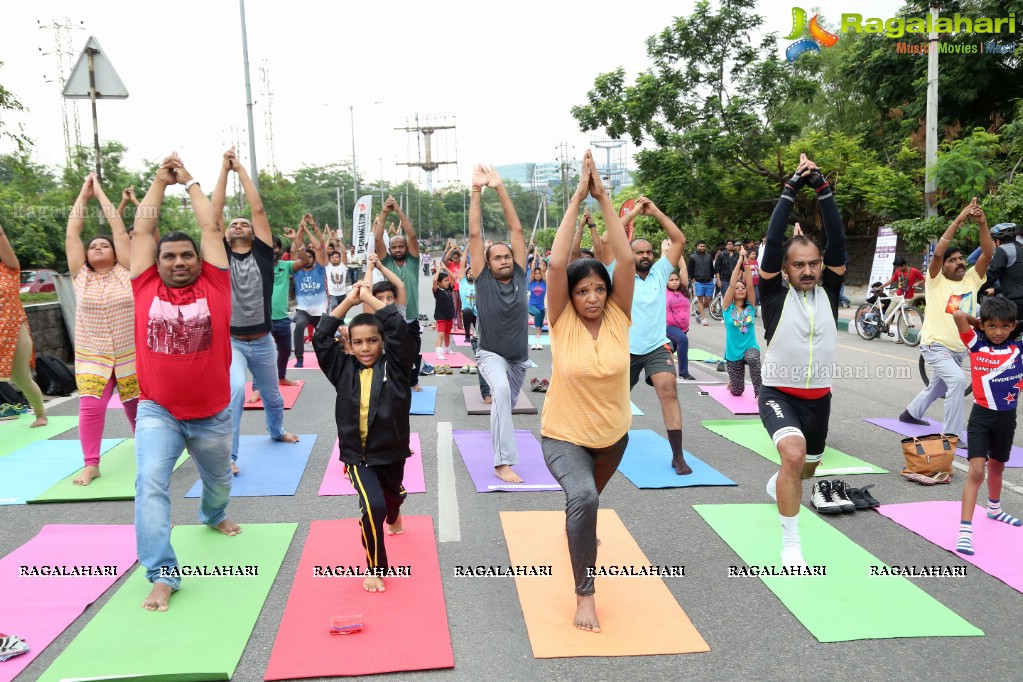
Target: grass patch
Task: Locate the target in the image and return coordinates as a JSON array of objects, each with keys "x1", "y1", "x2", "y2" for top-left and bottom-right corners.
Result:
[{"x1": 20, "y1": 292, "x2": 58, "y2": 305}]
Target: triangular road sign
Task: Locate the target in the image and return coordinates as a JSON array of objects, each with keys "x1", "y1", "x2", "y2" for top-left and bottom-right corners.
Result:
[{"x1": 62, "y1": 36, "x2": 128, "y2": 99}]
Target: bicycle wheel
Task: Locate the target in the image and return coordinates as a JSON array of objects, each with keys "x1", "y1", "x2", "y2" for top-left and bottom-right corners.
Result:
[
  {"x1": 898, "y1": 306, "x2": 924, "y2": 347},
  {"x1": 854, "y1": 304, "x2": 880, "y2": 340},
  {"x1": 918, "y1": 353, "x2": 973, "y2": 396},
  {"x1": 709, "y1": 295, "x2": 723, "y2": 321}
]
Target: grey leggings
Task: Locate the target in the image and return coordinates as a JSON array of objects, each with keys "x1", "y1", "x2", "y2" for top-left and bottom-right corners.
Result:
[
  {"x1": 726, "y1": 347, "x2": 762, "y2": 397},
  {"x1": 541, "y1": 433, "x2": 629, "y2": 596}
]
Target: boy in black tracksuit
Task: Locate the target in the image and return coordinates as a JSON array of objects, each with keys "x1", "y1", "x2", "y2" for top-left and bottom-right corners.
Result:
[{"x1": 314, "y1": 281, "x2": 416, "y2": 592}]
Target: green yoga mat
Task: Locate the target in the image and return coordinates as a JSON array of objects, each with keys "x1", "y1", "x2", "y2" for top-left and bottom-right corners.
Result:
[
  {"x1": 694, "y1": 504, "x2": 983, "y2": 642},
  {"x1": 688, "y1": 348, "x2": 723, "y2": 363},
  {"x1": 702, "y1": 419, "x2": 887, "y2": 476},
  {"x1": 29, "y1": 440, "x2": 189, "y2": 503},
  {"x1": 38, "y1": 522, "x2": 297, "y2": 682},
  {"x1": 0, "y1": 415, "x2": 79, "y2": 456}
]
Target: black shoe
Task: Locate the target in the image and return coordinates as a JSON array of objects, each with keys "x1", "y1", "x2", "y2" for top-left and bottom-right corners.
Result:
[
  {"x1": 898, "y1": 410, "x2": 929, "y2": 426},
  {"x1": 859, "y1": 484, "x2": 880, "y2": 508},
  {"x1": 830, "y1": 480, "x2": 857, "y2": 513},
  {"x1": 845, "y1": 486, "x2": 870, "y2": 510},
  {"x1": 681, "y1": 373, "x2": 697, "y2": 381},
  {"x1": 716, "y1": 361, "x2": 727, "y2": 372}
]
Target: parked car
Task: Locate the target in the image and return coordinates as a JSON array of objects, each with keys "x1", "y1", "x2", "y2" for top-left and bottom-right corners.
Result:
[{"x1": 20, "y1": 269, "x2": 58, "y2": 294}]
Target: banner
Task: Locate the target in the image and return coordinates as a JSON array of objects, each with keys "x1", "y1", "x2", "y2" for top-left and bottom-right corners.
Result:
[
  {"x1": 619, "y1": 199, "x2": 636, "y2": 241},
  {"x1": 352, "y1": 195, "x2": 373, "y2": 260},
  {"x1": 868, "y1": 226, "x2": 898, "y2": 286}
]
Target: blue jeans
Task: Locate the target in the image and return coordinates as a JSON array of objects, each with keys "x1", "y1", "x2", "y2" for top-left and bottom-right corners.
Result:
[
  {"x1": 230, "y1": 335, "x2": 287, "y2": 462},
  {"x1": 666, "y1": 325, "x2": 689, "y2": 374},
  {"x1": 134, "y1": 400, "x2": 233, "y2": 590}
]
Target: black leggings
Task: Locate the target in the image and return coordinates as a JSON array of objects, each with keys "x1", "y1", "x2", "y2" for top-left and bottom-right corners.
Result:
[
  {"x1": 726, "y1": 347, "x2": 762, "y2": 397},
  {"x1": 461, "y1": 309, "x2": 477, "y2": 340},
  {"x1": 272, "y1": 319, "x2": 292, "y2": 379},
  {"x1": 293, "y1": 310, "x2": 321, "y2": 360}
]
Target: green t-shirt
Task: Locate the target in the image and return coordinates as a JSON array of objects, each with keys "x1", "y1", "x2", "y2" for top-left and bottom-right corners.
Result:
[
  {"x1": 382, "y1": 254, "x2": 421, "y2": 320},
  {"x1": 271, "y1": 260, "x2": 292, "y2": 321}
]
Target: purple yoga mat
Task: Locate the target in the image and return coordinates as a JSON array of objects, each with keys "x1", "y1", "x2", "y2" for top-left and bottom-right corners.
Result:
[
  {"x1": 864, "y1": 417, "x2": 1023, "y2": 467},
  {"x1": 452, "y1": 429, "x2": 562, "y2": 492},
  {"x1": 0, "y1": 525, "x2": 137, "y2": 682},
  {"x1": 877, "y1": 501, "x2": 1023, "y2": 593},
  {"x1": 698, "y1": 384, "x2": 758, "y2": 415},
  {"x1": 318, "y1": 433, "x2": 427, "y2": 496}
]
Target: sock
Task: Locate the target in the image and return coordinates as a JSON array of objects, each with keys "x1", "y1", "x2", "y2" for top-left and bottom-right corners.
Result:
[
  {"x1": 987, "y1": 499, "x2": 1023, "y2": 526},
  {"x1": 766, "y1": 472, "x2": 778, "y2": 501},
  {"x1": 779, "y1": 514, "x2": 806, "y2": 567},
  {"x1": 955, "y1": 521, "x2": 974, "y2": 555},
  {"x1": 436, "y1": 347, "x2": 443, "y2": 355}
]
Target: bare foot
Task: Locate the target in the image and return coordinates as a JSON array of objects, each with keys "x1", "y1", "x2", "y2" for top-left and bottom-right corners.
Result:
[
  {"x1": 387, "y1": 515, "x2": 404, "y2": 535},
  {"x1": 279, "y1": 377, "x2": 299, "y2": 387},
  {"x1": 483, "y1": 396, "x2": 493, "y2": 405},
  {"x1": 278, "y1": 432, "x2": 300, "y2": 443},
  {"x1": 142, "y1": 582, "x2": 173, "y2": 611},
  {"x1": 574, "y1": 594, "x2": 601, "y2": 632},
  {"x1": 214, "y1": 519, "x2": 242, "y2": 536},
  {"x1": 231, "y1": 461, "x2": 239, "y2": 475},
  {"x1": 412, "y1": 385, "x2": 423, "y2": 392},
  {"x1": 672, "y1": 455, "x2": 693, "y2": 476},
  {"x1": 30, "y1": 414, "x2": 48, "y2": 428},
  {"x1": 363, "y1": 575, "x2": 386, "y2": 592},
  {"x1": 495, "y1": 465, "x2": 523, "y2": 484},
  {"x1": 247, "y1": 389, "x2": 261, "y2": 404},
  {"x1": 73, "y1": 465, "x2": 101, "y2": 486}
]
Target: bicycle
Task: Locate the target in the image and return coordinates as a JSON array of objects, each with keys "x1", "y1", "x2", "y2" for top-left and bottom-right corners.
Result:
[
  {"x1": 708, "y1": 291, "x2": 724, "y2": 321},
  {"x1": 853, "y1": 286, "x2": 924, "y2": 347}
]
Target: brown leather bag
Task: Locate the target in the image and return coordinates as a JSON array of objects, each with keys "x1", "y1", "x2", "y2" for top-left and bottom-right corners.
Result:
[{"x1": 900, "y1": 433, "x2": 957, "y2": 480}]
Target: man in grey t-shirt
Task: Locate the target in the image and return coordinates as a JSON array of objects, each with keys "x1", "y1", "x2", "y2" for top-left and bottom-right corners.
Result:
[{"x1": 469, "y1": 165, "x2": 530, "y2": 484}]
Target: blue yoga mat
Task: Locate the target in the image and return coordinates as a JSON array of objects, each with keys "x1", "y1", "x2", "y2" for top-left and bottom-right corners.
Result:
[
  {"x1": 630, "y1": 402, "x2": 643, "y2": 416},
  {"x1": 0, "y1": 439, "x2": 123, "y2": 505},
  {"x1": 184, "y1": 435, "x2": 316, "y2": 498},
  {"x1": 617, "y1": 430, "x2": 736, "y2": 489},
  {"x1": 411, "y1": 385, "x2": 438, "y2": 415}
]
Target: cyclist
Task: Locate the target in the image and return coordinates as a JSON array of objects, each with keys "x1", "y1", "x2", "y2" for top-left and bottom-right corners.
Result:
[
  {"x1": 982, "y1": 222, "x2": 1023, "y2": 321},
  {"x1": 876, "y1": 256, "x2": 925, "y2": 343}
]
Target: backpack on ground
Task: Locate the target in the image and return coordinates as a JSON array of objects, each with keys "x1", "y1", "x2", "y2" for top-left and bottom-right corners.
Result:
[
  {"x1": 35, "y1": 355, "x2": 76, "y2": 396},
  {"x1": 0, "y1": 381, "x2": 27, "y2": 405}
]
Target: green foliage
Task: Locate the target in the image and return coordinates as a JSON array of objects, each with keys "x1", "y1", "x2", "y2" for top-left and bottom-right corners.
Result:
[
  {"x1": 890, "y1": 215, "x2": 948, "y2": 254},
  {"x1": 931, "y1": 128, "x2": 1001, "y2": 212},
  {"x1": 532, "y1": 228, "x2": 557, "y2": 251},
  {"x1": 20, "y1": 292, "x2": 57, "y2": 305},
  {"x1": 0, "y1": 62, "x2": 30, "y2": 154}
]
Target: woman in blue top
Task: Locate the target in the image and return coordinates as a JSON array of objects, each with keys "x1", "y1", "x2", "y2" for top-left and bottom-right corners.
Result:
[
  {"x1": 722, "y1": 244, "x2": 761, "y2": 397},
  {"x1": 528, "y1": 248, "x2": 547, "y2": 350}
]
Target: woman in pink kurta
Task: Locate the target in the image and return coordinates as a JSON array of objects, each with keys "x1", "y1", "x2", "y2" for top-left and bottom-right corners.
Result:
[{"x1": 66, "y1": 174, "x2": 138, "y2": 485}]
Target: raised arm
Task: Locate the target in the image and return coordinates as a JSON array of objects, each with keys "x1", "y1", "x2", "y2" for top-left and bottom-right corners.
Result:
[
  {"x1": 972, "y1": 202, "x2": 993, "y2": 280},
  {"x1": 211, "y1": 148, "x2": 233, "y2": 234},
  {"x1": 390, "y1": 197, "x2": 419, "y2": 257},
  {"x1": 66, "y1": 175, "x2": 93, "y2": 277},
  {"x1": 677, "y1": 247, "x2": 690, "y2": 290},
  {"x1": 639, "y1": 198, "x2": 685, "y2": 266},
  {"x1": 586, "y1": 151, "x2": 633, "y2": 316},
  {"x1": 131, "y1": 155, "x2": 178, "y2": 277},
  {"x1": 368, "y1": 252, "x2": 407, "y2": 306},
  {"x1": 373, "y1": 206, "x2": 389, "y2": 260},
  {"x1": 760, "y1": 156, "x2": 809, "y2": 280},
  {"x1": 0, "y1": 223, "x2": 17, "y2": 270},
  {"x1": 807, "y1": 159, "x2": 845, "y2": 276},
  {"x1": 570, "y1": 214, "x2": 585, "y2": 263},
  {"x1": 93, "y1": 175, "x2": 131, "y2": 270},
  {"x1": 722, "y1": 248, "x2": 745, "y2": 309},
  {"x1": 468, "y1": 165, "x2": 486, "y2": 279},
  {"x1": 932, "y1": 198, "x2": 981, "y2": 279},
  {"x1": 172, "y1": 155, "x2": 226, "y2": 269},
  {"x1": 117, "y1": 186, "x2": 139, "y2": 219},
  {"x1": 304, "y1": 214, "x2": 326, "y2": 266},
  {"x1": 547, "y1": 166, "x2": 591, "y2": 325},
  {"x1": 233, "y1": 156, "x2": 271, "y2": 246},
  {"x1": 483, "y1": 165, "x2": 527, "y2": 270},
  {"x1": 744, "y1": 248, "x2": 756, "y2": 305}
]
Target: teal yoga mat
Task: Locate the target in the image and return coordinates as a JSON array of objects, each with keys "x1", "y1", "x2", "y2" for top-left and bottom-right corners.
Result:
[{"x1": 0, "y1": 439, "x2": 122, "y2": 505}]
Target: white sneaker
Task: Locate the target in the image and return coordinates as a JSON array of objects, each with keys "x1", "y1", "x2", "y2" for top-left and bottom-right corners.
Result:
[
  {"x1": 702, "y1": 318, "x2": 709, "y2": 326},
  {"x1": 810, "y1": 481, "x2": 843, "y2": 515}
]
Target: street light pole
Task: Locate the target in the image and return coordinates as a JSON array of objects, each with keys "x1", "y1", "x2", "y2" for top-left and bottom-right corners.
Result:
[
  {"x1": 350, "y1": 105, "x2": 358, "y2": 207},
  {"x1": 239, "y1": 0, "x2": 259, "y2": 190}
]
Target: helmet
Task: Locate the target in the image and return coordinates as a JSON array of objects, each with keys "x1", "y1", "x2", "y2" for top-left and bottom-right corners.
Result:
[{"x1": 990, "y1": 222, "x2": 1020, "y2": 240}]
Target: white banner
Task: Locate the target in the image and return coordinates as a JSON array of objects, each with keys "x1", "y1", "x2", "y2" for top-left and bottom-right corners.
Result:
[
  {"x1": 868, "y1": 226, "x2": 898, "y2": 286},
  {"x1": 352, "y1": 195, "x2": 373, "y2": 260}
]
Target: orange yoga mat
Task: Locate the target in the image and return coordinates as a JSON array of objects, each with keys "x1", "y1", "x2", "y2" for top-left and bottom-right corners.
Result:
[{"x1": 500, "y1": 509, "x2": 709, "y2": 658}]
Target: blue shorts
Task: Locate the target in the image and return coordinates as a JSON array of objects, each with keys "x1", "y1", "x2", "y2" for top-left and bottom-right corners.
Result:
[{"x1": 694, "y1": 281, "x2": 715, "y2": 298}]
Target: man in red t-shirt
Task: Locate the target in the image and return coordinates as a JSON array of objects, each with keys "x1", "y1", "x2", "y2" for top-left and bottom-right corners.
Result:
[
  {"x1": 879, "y1": 256, "x2": 925, "y2": 342},
  {"x1": 131, "y1": 153, "x2": 240, "y2": 612}
]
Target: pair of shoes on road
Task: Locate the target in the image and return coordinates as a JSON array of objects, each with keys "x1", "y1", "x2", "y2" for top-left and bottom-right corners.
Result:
[
  {"x1": 676, "y1": 373, "x2": 696, "y2": 383},
  {"x1": 811, "y1": 480, "x2": 880, "y2": 514},
  {"x1": 530, "y1": 377, "x2": 549, "y2": 393},
  {"x1": 530, "y1": 343, "x2": 544, "y2": 350},
  {"x1": 0, "y1": 403, "x2": 30, "y2": 420},
  {"x1": 436, "y1": 364, "x2": 453, "y2": 375},
  {"x1": 459, "y1": 364, "x2": 479, "y2": 375},
  {"x1": 419, "y1": 363, "x2": 436, "y2": 376}
]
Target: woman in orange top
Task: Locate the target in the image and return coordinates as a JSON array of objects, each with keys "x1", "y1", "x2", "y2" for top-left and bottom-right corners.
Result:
[
  {"x1": 541, "y1": 150, "x2": 635, "y2": 633},
  {"x1": 0, "y1": 223, "x2": 47, "y2": 427}
]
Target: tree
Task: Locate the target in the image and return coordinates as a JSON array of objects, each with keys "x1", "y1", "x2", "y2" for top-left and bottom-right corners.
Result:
[{"x1": 0, "y1": 63, "x2": 30, "y2": 154}]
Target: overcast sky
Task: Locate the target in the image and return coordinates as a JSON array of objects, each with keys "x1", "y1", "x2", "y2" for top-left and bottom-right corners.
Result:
[{"x1": 2, "y1": 0, "x2": 905, "y2": 190}]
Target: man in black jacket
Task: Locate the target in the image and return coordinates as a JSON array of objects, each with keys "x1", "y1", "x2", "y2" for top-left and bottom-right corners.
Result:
[
  {"x1": 715, "y1": 239, "x2": 740, "y2": 301},
  {"x1": 688, "y1": 241, "x2": 715, "y2": 325},
  {"x1": 984, "y1": 223, "x2": 1023, "y2": 320},
  {"x1": 314, "y1": 282, "x2": 417, "y2": 593}
]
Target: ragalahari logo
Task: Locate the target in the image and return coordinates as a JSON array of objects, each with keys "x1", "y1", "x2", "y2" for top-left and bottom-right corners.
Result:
[{"x1": 786, "y1": 7, "x2": 839, "y2": 61}]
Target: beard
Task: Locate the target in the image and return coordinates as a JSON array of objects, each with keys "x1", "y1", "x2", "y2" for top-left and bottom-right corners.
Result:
[{"x1": 636, "y1": 259, "x2": 653, "y2": 274}]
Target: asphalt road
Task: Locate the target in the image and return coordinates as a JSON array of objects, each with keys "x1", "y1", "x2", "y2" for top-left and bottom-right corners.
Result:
[{"x1": 6, "y1": 277, "x2": 1023, "y2": 682}]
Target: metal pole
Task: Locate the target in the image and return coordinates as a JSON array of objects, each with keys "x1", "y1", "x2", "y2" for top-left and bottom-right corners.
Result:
[
  {"x1": 239, "y1": 0, "x2": 259, "y2": 190},
  {"x1": 350, "y1": 105, "x2": 358, "y2": 205},
  {"x1": 924, "y1": 2, "x2": 939, "y2": 218},
  {"x1": 336, "y1": 186, "x2": 342, "y2": 235},
  {"x1": 379, "y1": 157, "x2": 384, "y2": 206},
  {"x1": 86, "y1": 47, "x2": 104, "y2": 228}
]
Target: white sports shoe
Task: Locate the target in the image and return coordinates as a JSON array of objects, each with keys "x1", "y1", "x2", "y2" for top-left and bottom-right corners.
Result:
[{"x1": 810, "y1": 481, "x2": 843, "y2": 515}]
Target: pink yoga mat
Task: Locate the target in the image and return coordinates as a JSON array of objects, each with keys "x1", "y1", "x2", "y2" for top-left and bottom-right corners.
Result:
[
  {"x1": 452, "y1": 336, "x2": 474, "y2": 347},
  {"x1": 698, "y1": 384, "x2": 758, "y2": 415},
  {"x1": 0, "y1": 525, "x2": 136, "y2": 682},
  {"x1": 876, "y1": 501, "x2": 1023, "y2": 593},
  {"x1": 864, "y1": 417, "x2": 1023, "y2": 467},
  {"x1": 104, "y1": 394, "x2": 140, "y2": 411},
  {"x1": 421, "y1": 351, "x2": 473, "y2": 368},
  {"x1": 318, "y1": 433, "x2": 426, "y2": 496},
  {"x1": 287, "y1": 355, "x2": 320, "y2": 369}
]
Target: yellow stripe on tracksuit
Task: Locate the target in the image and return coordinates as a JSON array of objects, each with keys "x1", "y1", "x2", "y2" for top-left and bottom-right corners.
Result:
[{"x1": 348, "y1": 464, "x2": 379, "y2": 569}]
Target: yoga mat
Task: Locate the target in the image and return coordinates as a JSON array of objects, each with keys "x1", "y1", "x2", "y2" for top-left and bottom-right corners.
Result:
[
  {"x1": 630, "y1": 401, "x2": 643, "y2": 416},
  {"x1": 410, "y1": 385, "x2": 437, "y2": 415},
  {"x1": 452, "y1": 429, "x2": 561, "y2": 492},
  {"x1": 0, "y1": 439, "x2": 122, "y2": 505},
  {"x1": 0, "y1": 524, "x2": 136, "y2": 682},
  {"x1": 694, "y1": 504, "x2": 982, "y2": 642},
  {"x1": 618, "y1": 429, "x2": 736, "y2": 488},
  {"x1": 0, "y1": 415, "x2": 78, "y2": 456},
  {"x1": 443, "y1": 344, "x2": 537, "y2": 368},
  {"x1": 684, "y1": 362, "x2": 727, "y2": 385},
  {"x1": 522, "y1": 334, "x2": 551, "y2": 346},
  {"x1": 688, "y1": 348, "x2": 724, "y2": 363},
  {"x1": 421, "y1": 351, "x2": 473, "y2": 367},
  {"x1": 699, "y1": 384, "x2": 759, "y2": 415},
  {"x1": 263, "y1": 517, "x2": 453, "y2": 679},
  {"x1": 30, "y1": 439, "x2": 189, "y2": 503},
  {"x1": 38, "y1": 523, "x2": 297, "y2": 682},
  {"x1": 501, "y1": 509, "x2": 709, "y2": 657},
  {"x1": 462, "y1": 386, "x2": 538, "y2": 415},
  {"x1": 245, "y1": 380, "x2": 304, "y2": 409},
  {"x1": 318, "y1": 433, "x2": 427, "y2": 496},
  {"x1": 184, "y1": 434, "x2": 316, "y2": 497},
  {"x1": 864, "y1": 417, "x2": 1023, "y2": 467},
  {"x1": 287, "y1": 354, "x2": 320, "y2": 369},
  {"x1": 877, "y1": 501, "x2": 1023, "y2": 593},
  {"x1": 703, "y1": 419, "x2": 887, "y2": 476}
]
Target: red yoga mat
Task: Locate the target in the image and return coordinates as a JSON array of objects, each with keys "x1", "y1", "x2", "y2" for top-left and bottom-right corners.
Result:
[
  {"x1": 318, "y1": 434, "x2": 427, "y2": 496},
  {"x1": 244, "y1": 380, "x2": 304, "y2": 409},
  {"x1": 263, "y1": 516, "x2": 453, "y2": 679}
]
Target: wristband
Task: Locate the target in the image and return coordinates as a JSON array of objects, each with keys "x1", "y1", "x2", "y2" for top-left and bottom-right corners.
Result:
[
  {"x1": 806, "y1": 170, "x2": 827, "y2": 190},
  {"x1": 183, "y1": 179, "x2": 200, "y2": 193},
  {"x1": 786, "y1": 170, "x2": 806, "y2": 191}
]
